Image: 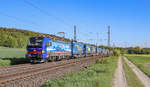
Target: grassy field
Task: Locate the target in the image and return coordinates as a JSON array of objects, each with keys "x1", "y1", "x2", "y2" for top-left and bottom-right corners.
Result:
[
  {"x1": 0, "y1": 47, "x2": 28, "y2": 66},
  {"x1": 122, "y1": 58, "x2": 144, "y2": 87},
  {"x1": 125, "y1": 54, "x2": 150, "y2": 78},
  {"x1": 0, "y1": 47, "x2": 26, "y2": 58},
  {"x1": 43, "y1": 56, "x2": 118, "y2": 87}
]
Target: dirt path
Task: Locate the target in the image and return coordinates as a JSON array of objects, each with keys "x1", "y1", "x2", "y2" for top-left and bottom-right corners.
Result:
[
  {"x1": 124, "y1": 57, "x2": 150, "y2": 87},
  {"x1": 112, "y1": 57, "x2": 128, "y2": 87}
]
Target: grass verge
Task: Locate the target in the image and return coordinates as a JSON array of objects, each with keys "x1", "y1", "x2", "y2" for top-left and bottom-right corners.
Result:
[
  {"x1": 43, "y1": 56, "x2": 118, "y2": 87},
  {"x1": 122, "y1": 58, "x2": 144, "y2": 87},
  {"x1": 0, "y1": 60, "x2": 11, "y2": 66}
]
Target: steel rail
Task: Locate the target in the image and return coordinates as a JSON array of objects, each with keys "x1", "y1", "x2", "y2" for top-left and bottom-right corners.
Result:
[{"x1": 0, "y1": 56, "x2": 99, "y2": 84}]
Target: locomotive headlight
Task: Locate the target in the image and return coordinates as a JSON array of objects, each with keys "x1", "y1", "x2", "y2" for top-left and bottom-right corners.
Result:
[
  {"x1": 42, "y1": 50, "x2": 45, "y2": 53},
  {"x1": 27, "y1": 54, "x2": 31, "y2": 58}
]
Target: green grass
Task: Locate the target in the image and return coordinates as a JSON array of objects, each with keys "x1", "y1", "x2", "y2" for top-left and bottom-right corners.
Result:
[
  {"x1": 125, "y1": 54, "x2": 150, "y2": 63},
  {"x1": 122, "y1": 58, "x2": 144, "y2": 87},
  {"x1": 0, "y1": 47, "x2": 26, "y2": 58},
  {"x1": 125, "y1": 54, "x2": 150, "y2": 57},
  {"x1": 0, "y1": 47, "x2": 28, "y2": 66},
  {"x1": 43, "y1": 56, "x2": 118, "y2": 87},
  {"x1": 0, "y1": 60, "x2": 11, "y2": 66},
  {"x1": 125, "y1": 54, "x2": 150, "y2": 78}
]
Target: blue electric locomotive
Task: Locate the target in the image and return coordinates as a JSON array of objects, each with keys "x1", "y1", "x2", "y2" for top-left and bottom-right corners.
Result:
[{"x1": 26, "y1": 37, "x2": 71, "y2": 63}]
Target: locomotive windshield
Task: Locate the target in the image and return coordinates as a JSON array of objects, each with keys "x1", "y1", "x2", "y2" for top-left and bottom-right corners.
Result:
[{"x1": 27, "y1": 37, "x2": 43, "y2": 48}]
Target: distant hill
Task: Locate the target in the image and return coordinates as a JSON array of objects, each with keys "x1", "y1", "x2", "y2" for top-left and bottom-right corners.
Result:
[{"x1": 0, "y1": 27, "x2": 70, "y2": 48}]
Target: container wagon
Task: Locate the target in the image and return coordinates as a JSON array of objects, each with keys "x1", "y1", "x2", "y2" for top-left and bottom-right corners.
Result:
[{"x1": 71, "y1": 42, "x2": 85, "y2": 58}]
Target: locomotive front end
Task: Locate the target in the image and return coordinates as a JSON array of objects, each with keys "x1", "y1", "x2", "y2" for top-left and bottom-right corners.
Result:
[{"x1": 26, "y1": 37, "x2": 46, "y2": 63}]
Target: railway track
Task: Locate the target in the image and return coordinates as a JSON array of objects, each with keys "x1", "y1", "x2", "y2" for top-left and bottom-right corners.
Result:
[
  {"x1": 0, "y1": 62, "x2": 60, "y2": 75},
  {"x1": 0, "y1": 56, "x2": 100, "y2": 87},
  {"x1": 0, "y1": 63, "x2": 32, "y2": 74}
]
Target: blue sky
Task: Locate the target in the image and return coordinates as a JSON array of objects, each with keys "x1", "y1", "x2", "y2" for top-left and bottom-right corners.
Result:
[{"x1": 0, "y1": 0, "x2": 150, "y2": 47}]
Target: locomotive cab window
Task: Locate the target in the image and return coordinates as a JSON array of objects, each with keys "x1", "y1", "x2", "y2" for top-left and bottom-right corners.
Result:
[
  {"x1": 46, "y1": 42, "x2": 52, "y2": 47},
  {"x1": 27, "y1": 37, "x2": 43, "y2": 48},
  {"x1": 49, "y1": 42, "x2": 52, "y2": 46}
]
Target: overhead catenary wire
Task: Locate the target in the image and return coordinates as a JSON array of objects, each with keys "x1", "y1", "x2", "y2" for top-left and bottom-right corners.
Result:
[{"x1": 23, "y1": 0, "x2": 72, "y2": 29}]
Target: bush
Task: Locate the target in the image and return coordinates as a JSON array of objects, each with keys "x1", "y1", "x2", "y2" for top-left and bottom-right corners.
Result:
[{"x1": 113, "y1": 50, "x2": 120, "y2": 56}]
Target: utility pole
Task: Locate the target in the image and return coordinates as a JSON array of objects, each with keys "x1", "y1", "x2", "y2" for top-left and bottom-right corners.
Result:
[
  {"x1": 74, "y1": 25, "x2": 77, "y2": 41},
  {"x1": 108, "y1": 25, "x2": 110, "y2": 47}
]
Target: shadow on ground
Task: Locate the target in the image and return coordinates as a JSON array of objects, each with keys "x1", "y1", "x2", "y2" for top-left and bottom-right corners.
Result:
[{"x1": 0, "y1": 57, "x2": 30, "y2": 65}]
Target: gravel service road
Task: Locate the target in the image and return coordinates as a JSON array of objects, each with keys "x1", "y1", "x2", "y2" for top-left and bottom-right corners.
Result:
[{"x1": 112, "y1": 57, "x2": 128, "y2": 87}]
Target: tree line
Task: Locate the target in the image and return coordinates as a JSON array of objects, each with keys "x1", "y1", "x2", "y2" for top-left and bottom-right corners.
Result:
[
  {"x1": 126, "y1": 46, "x2": 150, "y2": 54},
  {"x1": 0, "y1": 27, "x2": 70, "y2": 48},
  {"x1": 98, "y1": 46, "x2": 150, "y2": 55}
]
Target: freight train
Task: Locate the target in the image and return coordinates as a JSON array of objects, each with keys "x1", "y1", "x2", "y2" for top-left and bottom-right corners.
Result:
[{"x1": 26, "y1": 36, "x2": 112, "y2": 63}]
